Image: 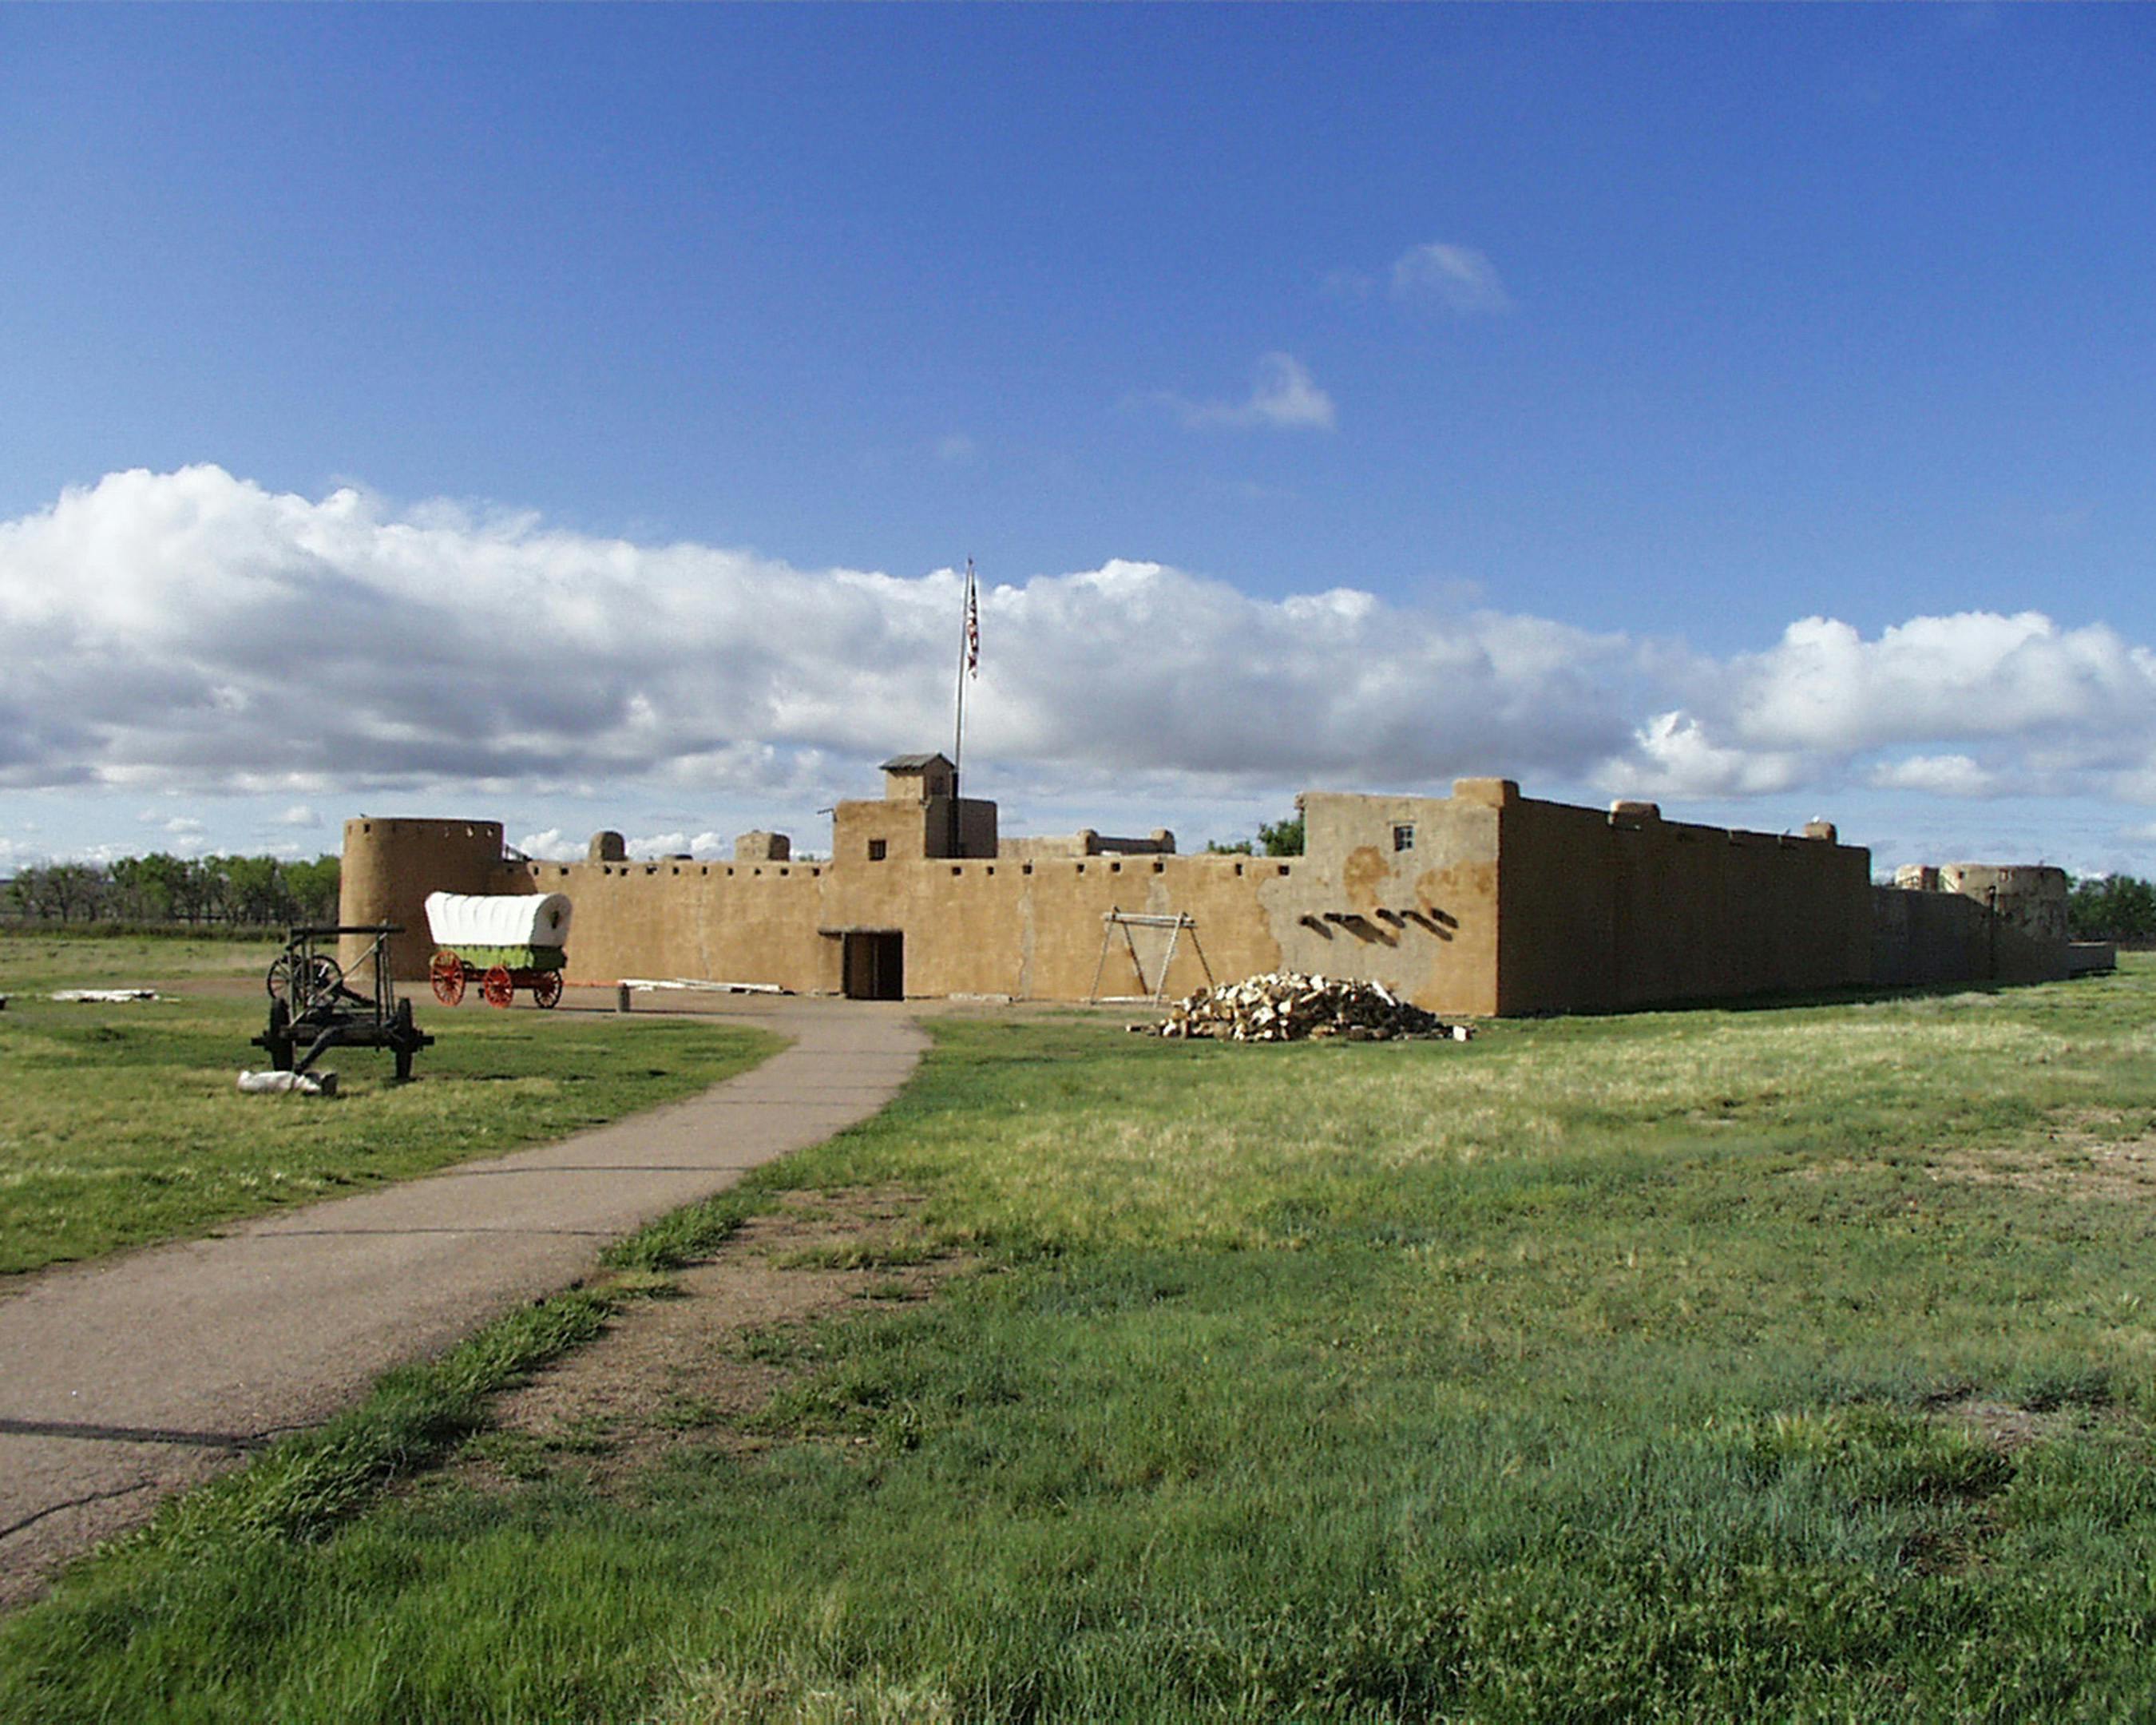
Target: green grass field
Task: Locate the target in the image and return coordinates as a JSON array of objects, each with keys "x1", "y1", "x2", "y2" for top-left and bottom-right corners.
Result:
[
  {"x1": 0, "y1": 931, "x2": 778, "y2": 1275},
  {"x1": 7, "y1": 959, "x2": 2156, "y2": 1719}
]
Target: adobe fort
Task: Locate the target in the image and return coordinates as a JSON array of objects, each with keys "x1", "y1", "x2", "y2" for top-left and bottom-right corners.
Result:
[{"x1": 340, "y1": 753, "x2": 2094, "y2": 1015}]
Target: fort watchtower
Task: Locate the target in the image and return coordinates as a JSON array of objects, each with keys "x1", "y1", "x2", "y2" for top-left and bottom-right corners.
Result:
[{"x1": 833, "y1": 752, "x2": 997, "y2": 864}]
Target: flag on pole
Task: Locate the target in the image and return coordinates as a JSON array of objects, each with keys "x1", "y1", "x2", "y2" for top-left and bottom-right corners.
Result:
[{"x1": 965, "y1": 557, "x2": 980, "y2": 677}]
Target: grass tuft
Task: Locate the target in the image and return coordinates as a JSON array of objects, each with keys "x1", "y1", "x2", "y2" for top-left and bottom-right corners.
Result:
[{"x1": 600, "y1": 1190, "x2": 761, "y2": 1274}]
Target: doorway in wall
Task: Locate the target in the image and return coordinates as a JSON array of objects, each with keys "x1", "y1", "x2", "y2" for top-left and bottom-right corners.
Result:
[{"x1": 842, "y1": 931, "x2": 905, "y2": 1000}]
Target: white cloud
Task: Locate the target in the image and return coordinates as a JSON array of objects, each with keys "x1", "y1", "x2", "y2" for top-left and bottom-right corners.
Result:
[
  {"x1": 515, "y1": 829, "x2": 582, "y2": 862},
  {"x1": 1607, "y1": 712, "x2": 1809, "y2": 800},
  {"x1": 517, "y1": 827, "x2": 731, "y2": 863},
  {"x1": 1867, "y1": 754, "x2": 2002, "y2": 799},
  {"x1": 1389, "y1": 243, "x2": 1512, "y2": 315},
  {"x1": 276, "y1": 803, "x2": 321, "y2": 827},
  {"x1": 624, "y1": 831, "x2": 734, "y2": 861},
  {"x1": 1728, "y1": 613, "x2": 2156, "y2": 754},
  {"x1": 1595, "y1": 612, "x2": 2156, "y2": 803},
  {"x1": 8, "y1": 468, "x2": 2156, "y2": 828},
  {"x1": 114, "y1": 811, "x2": 214, "y2": 855},
  {"x1": 4, "y1": 466, "x2": 1628, "y2": 797},
  {"x1": 1159, "y1": 353, "x2": 1337, "y2": 432}
]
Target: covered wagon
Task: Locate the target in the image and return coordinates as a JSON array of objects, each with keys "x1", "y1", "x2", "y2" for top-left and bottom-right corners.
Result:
[{"x1": 426, "y1": 891, "x2": 573, "y2": 1009}]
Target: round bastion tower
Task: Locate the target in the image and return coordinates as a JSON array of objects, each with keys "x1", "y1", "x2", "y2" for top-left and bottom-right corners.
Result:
[
  {"x1": 1937, "y1": 864, "x2": 2070, "y2": 943},
  {"x1": 339, "y1": 818, "x2": 517, "y2": 980}
]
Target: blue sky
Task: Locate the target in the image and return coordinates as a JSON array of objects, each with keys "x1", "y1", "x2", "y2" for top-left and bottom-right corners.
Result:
[{"x1": 2, "y1": 6, "x2": 2153, "y2": 874}]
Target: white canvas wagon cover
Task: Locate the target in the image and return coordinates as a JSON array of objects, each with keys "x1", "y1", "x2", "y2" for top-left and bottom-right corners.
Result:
[{"x1": 425, "y1": 891, "x2": 573, "y2": 950}]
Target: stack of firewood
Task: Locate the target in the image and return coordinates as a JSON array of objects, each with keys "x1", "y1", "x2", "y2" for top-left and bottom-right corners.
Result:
[{"x1": 1136, "y1": 973, "x2": 1472, "y2": 1043}]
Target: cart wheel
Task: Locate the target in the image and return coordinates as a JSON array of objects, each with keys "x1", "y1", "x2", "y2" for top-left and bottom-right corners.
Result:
[
  {"x1": 430, "y1": 950, "x2": 466, "y2": 1006},
  {"x1": 268, "y1": 952, "x2": 343, "y2": 1007},
  {"x1": 394, "y1": 998, "x2": 416, "y2": 1081},
  {"x1": 532, "y1": 970, "x2": 563, "y2": 1009},
  {"x1": 482, "y1": 965, "x2": 515, "y2": 1009},
  {"x1": 265, "y1": 997, "x2": 294, "y2": 1072}
]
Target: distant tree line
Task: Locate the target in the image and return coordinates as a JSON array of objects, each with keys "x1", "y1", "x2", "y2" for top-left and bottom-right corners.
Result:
[
  {"x1": 0, "y1": 854, "x2": 341, "y2": 930},
  {"x1": 2068, "y1": 874, "x2": 2156, "y2": 945}
]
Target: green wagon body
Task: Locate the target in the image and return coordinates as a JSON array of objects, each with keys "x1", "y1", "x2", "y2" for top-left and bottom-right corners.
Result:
[{"x1": 440, "y1": 945, "x2": 566, "y2": 972}]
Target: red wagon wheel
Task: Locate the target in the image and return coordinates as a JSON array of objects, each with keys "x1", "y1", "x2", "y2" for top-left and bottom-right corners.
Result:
[
  {"x1": 430, "y1": 950, "x2": 466, "y2": 1006},
  {"x1": 532, "y1": 970, "x2": 563, "y2": 1009},
  {"x1": 482, "y1": 965, "x2": 515, "y2": 1008}
]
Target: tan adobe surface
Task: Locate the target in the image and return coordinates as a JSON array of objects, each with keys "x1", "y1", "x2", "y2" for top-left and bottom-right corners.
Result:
[{"x1": 339, "y1": 763, "x2": 2035, "y2": 1016}]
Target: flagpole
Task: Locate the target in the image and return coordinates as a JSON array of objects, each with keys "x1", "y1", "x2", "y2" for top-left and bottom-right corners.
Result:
[{"x1": 950, "y1": 558, "x2": 974, "y2": 856}]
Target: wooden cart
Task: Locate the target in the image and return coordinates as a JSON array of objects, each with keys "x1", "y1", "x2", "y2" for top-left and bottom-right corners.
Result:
[{"x1": 256, "y1": 922, "x2": 434, "y2": 1079}]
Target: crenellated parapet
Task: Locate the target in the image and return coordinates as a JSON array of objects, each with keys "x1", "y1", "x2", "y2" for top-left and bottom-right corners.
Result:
[{"x1": 337, "y1": 752, "x2": 2092, "y2": 1013}]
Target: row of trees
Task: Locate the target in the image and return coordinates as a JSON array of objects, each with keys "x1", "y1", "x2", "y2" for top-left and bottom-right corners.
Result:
[
  {"x1": 1, "y1": 854, "x2": 341, "y2": 929},
  {"x1": 2067, "y1": 874, "x2": 2156, "y2": 944}
]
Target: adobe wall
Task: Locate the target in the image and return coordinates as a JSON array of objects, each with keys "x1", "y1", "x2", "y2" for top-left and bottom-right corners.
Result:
[
  {"x1": 814, "y1": 824, "x2": 1500, "y2": 1011},
  {"x1": 1295, "y1": 786, "x2": 1504, "y2": 1017},
  {"x1": 467, "y1": 851, "x2": 1266, "y2": 1000},
  {"x1": 808, "y1": 852, "x2": 1285, "y2": 1001},
  {"x1": 499, "y1": 855, "x2": 835, "y2": 990},
  {"x1": 1873, "y1": 865, "x2": 2073, "y2": 987},
  {"x1": 1494, "y1": 795, "x2": 1873, "y2": 1013},
  {"x1": 345, "y1": 779, "x2": 1999, "y2": 1018},
  {"x1": 352, "y1": 797, "x2": 1508, "y2": 1013},
  {"x1": 1873, "y1": 886, "x2": 1989, "y2": 986}
]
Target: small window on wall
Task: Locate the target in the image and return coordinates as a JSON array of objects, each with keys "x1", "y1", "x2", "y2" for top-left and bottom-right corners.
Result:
[
  {"x1": 867, "y1": 839, "x2": 888, "y2": 862},
  {"x1": 1393, "y1": 823, "x2": 1416, "y2": 853}
]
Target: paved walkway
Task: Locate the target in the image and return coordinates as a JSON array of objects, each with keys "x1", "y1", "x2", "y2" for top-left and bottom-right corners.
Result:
[{"x1": 0, "y1": 996, "x2": 926, "y2": 1608}]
